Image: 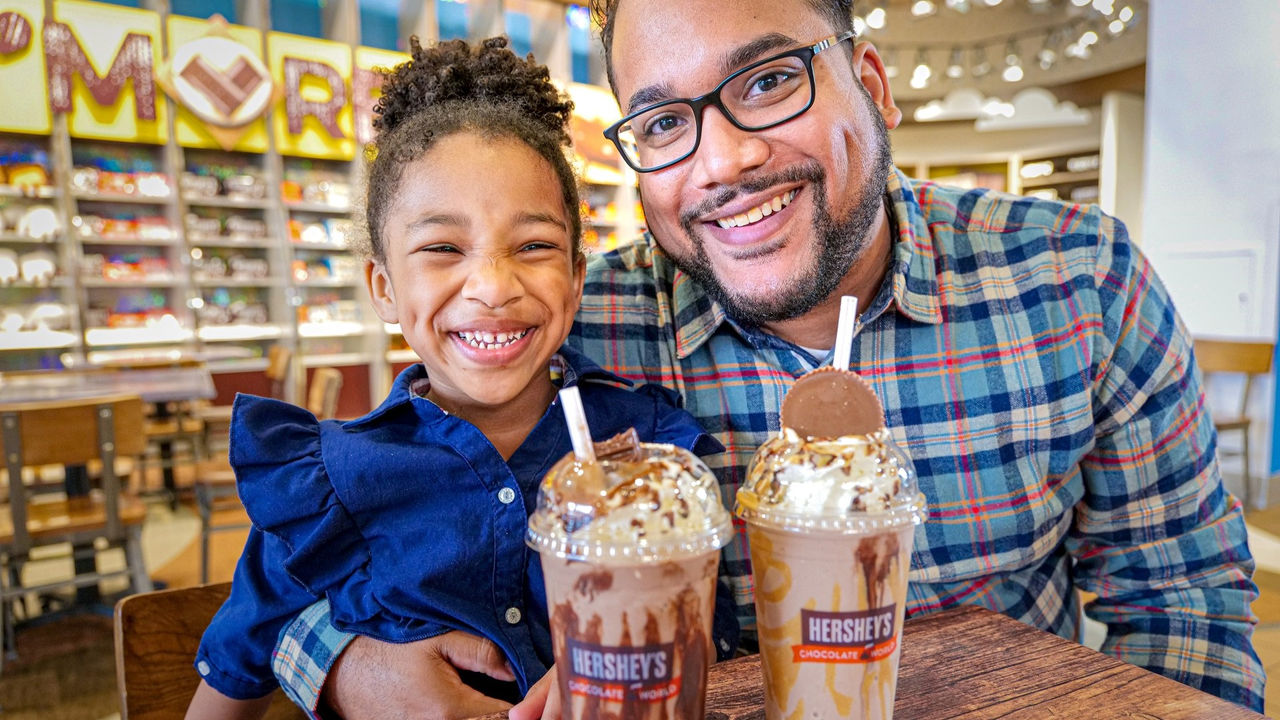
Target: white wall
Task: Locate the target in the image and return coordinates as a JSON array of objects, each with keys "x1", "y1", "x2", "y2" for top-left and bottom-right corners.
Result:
[{"x1": 1142, "y1": 0, "x2": 1280, "y2": 504}]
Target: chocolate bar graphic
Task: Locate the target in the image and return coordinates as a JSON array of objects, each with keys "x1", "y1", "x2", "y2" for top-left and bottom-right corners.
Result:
[{"x1": 180, "y1": 55, "x2": 265, "y2": 118}]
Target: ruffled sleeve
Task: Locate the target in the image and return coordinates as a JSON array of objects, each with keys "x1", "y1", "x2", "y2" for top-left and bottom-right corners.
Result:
[
  {"x1": 631, "y1": 383, "x2": 724, "y2": 459},
  {"x1": 229, "y1": 394, "x2": 371, "y2": 599}
]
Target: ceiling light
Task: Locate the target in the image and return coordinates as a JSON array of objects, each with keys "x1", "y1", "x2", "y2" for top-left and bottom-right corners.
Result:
[
  {"x1": 866, "y1": 6, "x2": 887, "y2": 29},
  {"x1": 982, "y1": 0, "x2": 1003, "y2": 6},
  {"x1": 1092, "y1": 0, "x2": 1115, "y2": 14},
  {"x1": 945, "y1": 0, "x2": 971, "y2": 11},
  {"x1": 853, "y1": 15, "x2": 868, "y2": 35},
  {"x1": 1118, "y1": 6, "x2": 1134, "y2": 21},
  {"x1": 946, "y1": 47, "x2": 965, "y2": 78},
  {"x1": 883, "y1": 48, "x2": 900, "y2": 77},
  {"x1": 911, "y1": 0, "x2": 938, "y2": 17},
  {"x1": 1002, "y1": 41, "x2": 1023, "y2": 83},
  {"x1": 971, "y1": 46, "x2": 992, "y2": 77},
  {"x1": 1108, "y1": 18, "x2": 1125, "y2": 34},
  {"x1": 910, "y1": 48, "x2": 933, "y2": 89},
  {"x1": 1071, "y1": 0, "x2": 1090, "y2": 6},
  {"x1": 1080, "y1": 29, "x2": 1099, "y2": 46}
]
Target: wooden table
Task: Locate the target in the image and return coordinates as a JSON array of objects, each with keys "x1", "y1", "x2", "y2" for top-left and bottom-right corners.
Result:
[{"x1": 475, "y1": 606, "x2": 1266, "y2": 719}]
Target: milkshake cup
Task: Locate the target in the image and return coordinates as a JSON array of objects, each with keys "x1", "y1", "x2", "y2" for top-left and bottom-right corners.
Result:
[
  {"x1": 527, "y1": 430, "x2": 733, "y2": 720},
  {"x1": 736, "y1": 367, "x2": 927, "y2": 720}
]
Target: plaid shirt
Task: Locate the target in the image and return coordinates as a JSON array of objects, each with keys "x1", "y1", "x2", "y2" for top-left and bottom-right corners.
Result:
[{"x1": 273, "y1": 169, "x2": 1265, "y2": 713}]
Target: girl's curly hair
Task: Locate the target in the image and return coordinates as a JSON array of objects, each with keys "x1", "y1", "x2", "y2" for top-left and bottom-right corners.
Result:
[{"x1": 362, "y1": 36, "x2": 580, "y2": 262}]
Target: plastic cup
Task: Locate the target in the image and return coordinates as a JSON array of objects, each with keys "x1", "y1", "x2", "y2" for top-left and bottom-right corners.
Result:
[
  {"x1": 736, "y1": 428, "x2": 927, "y2": 720},
  {"x1": 527, "y1": 443, "x2": 733, "y2": 719}
]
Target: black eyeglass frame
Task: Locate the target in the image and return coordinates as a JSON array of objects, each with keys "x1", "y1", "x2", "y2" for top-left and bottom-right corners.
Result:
[{"x1": 603, "y1": 30, "x2": 858, "y2": 174}]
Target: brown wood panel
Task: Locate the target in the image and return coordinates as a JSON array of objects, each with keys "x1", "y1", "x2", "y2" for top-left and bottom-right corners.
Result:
[
  {"x1": 473, "y1": 606, "x2": 1264, "y2": 720},
  {"x1": 0, "y1": 395, "x2": 145, "y2": 466},
  {"x1": 210, "y1": 370, "x2": 276, "y2": 406},
  {"x1": 1194, "y1": 338, "x2": 1274, "y2": 375},
  {"x1": 114, "y1": 583, "x2": 303, "y2": 720},
  {"x1": 0, "y1": 495, "x2": 146, "y2": 544}
]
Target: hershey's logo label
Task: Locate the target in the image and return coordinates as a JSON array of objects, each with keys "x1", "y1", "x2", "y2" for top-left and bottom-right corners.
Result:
[
  {"x1": 792, "y1": 606, "x2": 899, "y2": 664},
  {"x1": 801, "y1": 607, "x2": 895, "y2": 647},
  {"x1": 566, "y1": 638, "x2": 674, "y2": 685}
]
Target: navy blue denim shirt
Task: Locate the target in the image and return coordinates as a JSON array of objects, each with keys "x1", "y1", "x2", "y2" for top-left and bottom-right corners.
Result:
[{"x1": 195, "y1": 345, "x2": 737, "y2": 699}]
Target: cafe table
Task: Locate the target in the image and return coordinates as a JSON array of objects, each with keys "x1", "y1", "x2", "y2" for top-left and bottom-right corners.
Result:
[{"x1": 474, "y1": 605, "x2": 1267, "y2": 720}]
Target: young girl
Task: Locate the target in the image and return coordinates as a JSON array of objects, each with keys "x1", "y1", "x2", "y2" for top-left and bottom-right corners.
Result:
[{"x1": 185, "y1": 37, "x2": 737, "y2": 719}]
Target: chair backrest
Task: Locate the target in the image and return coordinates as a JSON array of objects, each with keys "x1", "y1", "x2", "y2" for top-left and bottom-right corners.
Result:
[
  {"x1": 1194, "y1": 338, "x2": 1276, "y2": 417},
  {"x1": 114, "y1": 583, "x2": 304, "y2": 720},
  {"x1": 265, "y1": 344, "x2": 291, "y2": 399},
  {"x1": 0, "y1": 394, "x2": 145, "y2": 553},
  {"x1": 306, "y1": 367, "x2": 343, "y2": 420}
]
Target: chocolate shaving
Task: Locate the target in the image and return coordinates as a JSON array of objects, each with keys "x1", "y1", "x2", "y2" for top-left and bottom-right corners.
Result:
[{"x1": 593, "y1": 427, "x2": 642, "y2": 462}]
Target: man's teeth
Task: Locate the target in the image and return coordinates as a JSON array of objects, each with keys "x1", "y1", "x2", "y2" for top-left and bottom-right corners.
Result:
[
  {"x1": 715, "y1": 190, "x2": 798, "y2": 229},
  {"x1": 457, "y1": 329, "x2": 530, "y2": 349}
]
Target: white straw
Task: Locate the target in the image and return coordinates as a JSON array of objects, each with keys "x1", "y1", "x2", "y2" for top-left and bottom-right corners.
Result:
[
  {"x1": 559, "y1": 386, "x2": 596, "y2": 462},
  {"x1": 832, "y1": 295, "x2": 859, "y2": 372}
]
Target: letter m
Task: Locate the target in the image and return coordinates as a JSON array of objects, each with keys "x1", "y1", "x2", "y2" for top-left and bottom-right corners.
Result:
[{"x1": 44, "y1": 20, "x2": 156, "y2": 120}]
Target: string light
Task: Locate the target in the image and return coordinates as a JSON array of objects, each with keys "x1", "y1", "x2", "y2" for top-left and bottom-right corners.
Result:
[
  {"x1": 910, "y1": 0, "x2": 938, "y2": 18},
  {"x1": 971, "y1": 45, "x2": 992, "y2": 77},
  {"x1": 1001, "y1": 39, "x2": 1023, "y2": 82},
  {"x1": 910, "y1": 48, "x2": 933, "y2": 89},
  {"x1": 946, "y1": 47, "x2": 965, "y2": 78},
  {"x1": 1036, "y1": 32, "x2": 1057, "y2": 70},
  {"x1": 866, "y1": 3, "x2": 887, "y2": 29}
]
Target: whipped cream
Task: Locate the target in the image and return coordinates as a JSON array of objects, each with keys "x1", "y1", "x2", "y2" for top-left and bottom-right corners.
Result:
[
  {"x1": 740, "y1": 427, "x2": 908, "y2": 519},
  {"x1": 527, "y1": 443, "x2": 733, "y2": 562}
]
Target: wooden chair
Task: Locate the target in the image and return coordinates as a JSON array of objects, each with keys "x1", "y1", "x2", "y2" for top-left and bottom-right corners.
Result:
[
  {"x1": 114, "y1": 582, "x2": 303, "y2": 719},
  {"x1": 306, "y1": 367, "x2": 343, "y2": 421},
  {"x1": 1194, "y1": 338, "x2": 1276, "y2": 510},
  {"x1": 0, "y1": 394, "x2": 153, "y2": 660},
  {"x1": 194, "y1": 345, "x2": 291, "y2": 583}
]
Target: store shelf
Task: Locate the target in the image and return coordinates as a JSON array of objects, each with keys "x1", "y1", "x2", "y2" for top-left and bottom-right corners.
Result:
[
  {"x1": 298, "y1": 321, "x2": 365, "y2": 339},
  {"x1": 193, "y1": 277, "x2": 282, "y2": 288},
  {"x1": 0, "y1": 277, "x2": 72, "y2": 289},
  {"x1": 182, "y1": 195, "x2": 271, "y2": 210},
  {"x1": 0, "y1": 185, "x2": 57, "y2": 199},
  {"x1": 291, "y1": 240, "x2": 351, "y2": 252},
  {"x1": 386, "y1": 349, "x2": 418, "y2": 363},
  {"x1": 284, "y1": 201, "x2": 351, "y2": 214},
  {"x1": 84, "y1": 326, "x2": 194, "y2": 347},
  {"x1": 0, "y1": 234, "x2": 58, "y2": 244},
  {"x1": 197, "y1": 324, "x2": 286, "y2": 342},
  {"x1": 72, "y1": 191, "x2": 172, "y2": 205},
  {"x1": 1020, "y1": 170, "x2": 1100, "y2": 190},
  {"x1": 303, "y1": 352, "x2": 370, "y2": 368},
  {"x1": 81, "y1": 277, "x2": 181, "y2": 288},
  {"x1": 206, "y1": 356, "x2": 272, "y2": 373},
  {"x1": 297, "y1": 278, "x2": 362, "y2": 288},
  {"x1": 187, "y1": 236, "x2": 274, "y2": 249},
  {"x1": 78, "y1": 235, "x2": 178, "y2": 247},
  {"x1": 0, "y1": 330, "x2": 78, "y2": 351}
]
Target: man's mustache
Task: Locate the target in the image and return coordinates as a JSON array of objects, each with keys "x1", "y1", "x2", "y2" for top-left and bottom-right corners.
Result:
[{"x1": 679, "y1": 161, "x2": 824, "y2": 228}]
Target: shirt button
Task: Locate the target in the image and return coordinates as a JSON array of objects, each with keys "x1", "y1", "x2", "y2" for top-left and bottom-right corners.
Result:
[
  {"x1": 498, "y1": 487, "x2": 516, "y2": 504},
  {"x1": 197, "y1": 660, "x2": 210, "y2": 676},
  {"x1": 505, "y1": 606, "x2": 522, "y2": 625}
]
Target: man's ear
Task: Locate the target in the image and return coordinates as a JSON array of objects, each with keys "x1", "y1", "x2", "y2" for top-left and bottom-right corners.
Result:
[
  {"x1": 851, "y1": 41, "x2": 902, "y2": 130},
  {"x1": 366, "y1": 261, "x2": 399, "y2": 324}
]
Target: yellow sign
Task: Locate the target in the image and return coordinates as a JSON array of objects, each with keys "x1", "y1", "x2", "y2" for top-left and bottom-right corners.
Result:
[
  {"x1": 162, "y1": 16, "x2": 272, "y2": 152},
  {"x1": 353, "y1": 47, "x2": 410, "y2": 146},
  {"x1": 269, "y1": 33, "x2": 354, "y2": 160},
  {"x1": 50, "y1": 0, "x2": 166, "y2": 144},
  {"x1": 0, "y1": 0, "x2": 50, "y2": 135}
]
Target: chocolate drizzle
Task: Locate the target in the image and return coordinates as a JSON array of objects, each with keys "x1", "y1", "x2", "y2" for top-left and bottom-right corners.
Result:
[
  {"x1": 674, "y1": 587, "x2": 709, "y2": 719},
  {"x1": 856, "y1": 533, "x2": 901, "y2": 608},
  {"x1": 573, "y1": 569, "x2": 613, "y2": 602}
]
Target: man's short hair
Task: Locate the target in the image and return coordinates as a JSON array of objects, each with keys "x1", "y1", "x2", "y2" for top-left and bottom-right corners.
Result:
[{"x1": 588, "y1": 0, "x2": 855, "y2": 93}]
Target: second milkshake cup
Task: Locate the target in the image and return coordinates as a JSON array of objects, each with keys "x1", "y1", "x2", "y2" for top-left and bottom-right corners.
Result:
[
  {"x1": 737, "y1": 366, "x2": 927, "y2": 720},
  {"x1": 527, "y1": 425, "x2": 733, "y2": 720}
]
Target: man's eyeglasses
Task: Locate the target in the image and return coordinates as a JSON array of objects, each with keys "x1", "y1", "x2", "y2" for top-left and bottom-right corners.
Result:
[{"x1": 604, "y1": 31, "x2": 856, "y2": 174}]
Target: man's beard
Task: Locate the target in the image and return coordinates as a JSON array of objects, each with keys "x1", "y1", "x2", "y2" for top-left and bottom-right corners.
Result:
[{"x1": 669, "y1": 105, "x2": 894, "y2": 328}]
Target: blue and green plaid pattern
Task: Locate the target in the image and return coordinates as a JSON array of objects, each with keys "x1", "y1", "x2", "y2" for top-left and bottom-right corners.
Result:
[{"x1": 273, "y1": 169, "x2": 1264, "y2": 711}]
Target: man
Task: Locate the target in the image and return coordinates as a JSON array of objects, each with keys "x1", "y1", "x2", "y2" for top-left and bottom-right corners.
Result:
[{"x1": 268, "y1": 1, "x2": 1265, "y2": 717}]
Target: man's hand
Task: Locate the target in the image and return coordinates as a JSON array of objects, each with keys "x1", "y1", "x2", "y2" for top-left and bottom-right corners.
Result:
[
  {"x1": 320, "y1": 631, "x2": 515, "y2": 720},
  {"x1": 508, "y1": 666, "x2": 561, "y2": 720}
]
